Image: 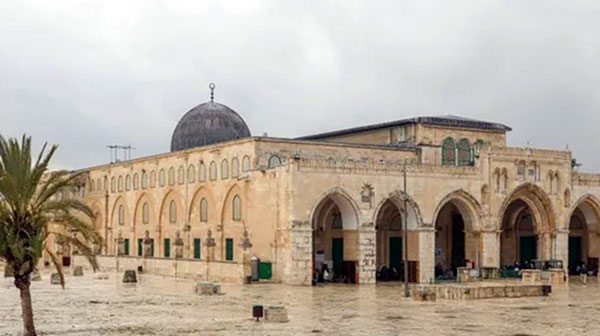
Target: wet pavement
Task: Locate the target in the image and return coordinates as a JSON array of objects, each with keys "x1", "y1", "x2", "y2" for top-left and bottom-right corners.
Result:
[{"x1": 1, "y1": 271, "x2": 600, "y2": 335}]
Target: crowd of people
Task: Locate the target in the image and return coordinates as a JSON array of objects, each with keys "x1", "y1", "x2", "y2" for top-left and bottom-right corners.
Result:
[{"x1": 376, "y1": 265, "x2": 404, "y2": 282}]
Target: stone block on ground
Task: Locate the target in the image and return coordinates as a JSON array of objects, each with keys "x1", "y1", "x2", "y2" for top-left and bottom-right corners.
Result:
[
  {"x1": 94, "y1": 272, "x2": 109, "y2": 280},
  {"x1": 123, "y1": 270, "x2": 137, "y2": 283},
  {"x1": 264, "y1": 306, "x2": 289, "y2": 322},
  {"x1": 195, "y1": 282, "x2": 221, "y2": 295},
  {"x1": 73, "y1": 266, "x2": 84, "y2": 276},
  {"x1": 413, "y1": 289, "x2": 436, "y2": 302},
  {"x1": 50, "y1": 273, "x2": 61, "y2": 285},
  {"x1": 521, "y1": 269, "x2": 541, "y2": 285},
  {"x1": 30, "y1": 269, "x2": 41, "y2": 281},
  {"x1": 548, "y1": 269, "x2": 566, "y2": 285},
  {"x1": 457, "y1": 267, "x2": 470, "y2": 283}
]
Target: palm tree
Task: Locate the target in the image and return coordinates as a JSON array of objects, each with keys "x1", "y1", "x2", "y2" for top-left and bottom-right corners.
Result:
[{"x1": 0, "y1": 135, "x2": 102, "y2": 336}]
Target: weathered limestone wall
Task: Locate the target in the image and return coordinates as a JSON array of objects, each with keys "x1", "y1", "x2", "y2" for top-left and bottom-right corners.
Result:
[
  {"x1": 73, "y1": 255, "x2": 244, "y2": 283},
  {"x1": 415, "y1": 124, "x2": 506, "y2": 147}
]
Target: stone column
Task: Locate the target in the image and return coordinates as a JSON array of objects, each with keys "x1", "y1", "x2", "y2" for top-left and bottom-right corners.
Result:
[
  {"x1": 288, "y1": 220, "x2": 312, "y2": 285},
  {"x1": 418, "y1": 226, "x2": 435, "y2": 284},
  {"x1": 554, "y1": 230, "x2": 569, "y2": 269},
  {"x1": 480, "y1": 230, "x2": 500, "y2": 268},
  {"x1": 358, "y1": 223, "x2": 376, "y2": 284}
]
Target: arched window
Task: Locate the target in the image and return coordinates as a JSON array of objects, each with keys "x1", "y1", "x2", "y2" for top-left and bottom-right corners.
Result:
[
  {"x1": 221, "y1": 160, "x2": 229, "y2": 179},
  {"x1": 199, "y1": 162, "x2": 206, "y2": 182},
  {"x1": 188, "y1": 165, "x2": 195, "y2": 183},
  {"x1": 159, "y1": 169, "x2": 166, "y2": 187},
  {"x1": 495, "y1": 169, "x2": 501, "y2": 193},
  {"x1": 517, "y1": 161, "x2": 526, "y2": 177},
  {"x1": 501, "y1": 168, "x2": 508, "y2": 193},
  {"x1": 97, "y1": 179, "x2": 102, "y2": 192},
  {"x1": 150, "y1": 170, "x2": 156, "y2": 188},
  {"x1": 142, "y1": 202, "x2": 149, "y2": 224},
  {"x1": 473, "y1": 139, "x2": 485, "y2": 157},
  {"x1": 457, "y1": 139, "x2": 472, "y2": 166},
  {"x1": 169, "y1": 200, "x2": 177, "y2": 223},
  {"x1": 89, "y1": 179, "x2": 94, "y2": 192},
  {"x1": 118, "y1": 176, "x2": 123, "y2": 192},
  {"x1": 177, "y1": 166, "x2": 185, "y2": 185},
  {"x1": 554, "y1": 173, "x2": 561, "y2": 195},
  {"x1": 125, "y1": 175, "x2": 131, "y2": 191},
  {"x1": 232, "y1": 195, "x2": 242, "y2": 221},
  {"x1": 200, "y1": 198, "x2": 208, "y2": 222},
  {"x1": 133, "y1": 173, "x2": 139, "y2": 190},
  {"x1": 111, "y1": 177, "x2": 116, "y2": 193},
  {"x1": 242, "y1": 155, "x2": 251, "y2": 172},
  {"x1": 268, "y1": 155, "x2": 282, "y2": 168},
  {"x1": 209, "y1": 161, "x2": 217, "y2": 181},
  {"x1": 118, "y1": 205, "x2": 124, "y2": 225},
  {"x1": 141, "y1": 171, "x2": 148, "y2": 189},
  {"x1": 441, "y1": 138, "x2": 456, "y2": 166},
  {"x1": 231, "y1": 157, "x2": 239, "y2": 178},
  {"x1": 331, "y1": 213, "x2": 342, "y2": 229},
  {"x1": 168, "y1": 167, "x2": 175, "y2": 186}
]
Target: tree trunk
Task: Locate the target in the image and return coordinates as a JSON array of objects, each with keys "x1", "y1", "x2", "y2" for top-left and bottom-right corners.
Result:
[{"x1": 16, "y1": 276, "x2": 36, "y2": 336}]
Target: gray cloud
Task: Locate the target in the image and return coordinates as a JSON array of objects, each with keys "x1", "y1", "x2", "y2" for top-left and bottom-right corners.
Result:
[{"x1": 1, "y1": 0, "x2": 599, "y2": 171}]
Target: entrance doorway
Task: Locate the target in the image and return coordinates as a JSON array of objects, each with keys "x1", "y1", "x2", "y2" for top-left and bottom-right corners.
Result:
[
  {"x1": 500, "y1": 199, "x2": 538, "y2": 267},
  {"x1": 312, "y1": 193, "x2": 358, "y2": 284},
  {"x1": 434, "y1": 201, "x2": 470, "y2": 279}
]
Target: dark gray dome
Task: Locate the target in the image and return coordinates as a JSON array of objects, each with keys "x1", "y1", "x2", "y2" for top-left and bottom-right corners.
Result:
[{"x1": 170, "y1": 101, "x2": 251, "y2": 152}]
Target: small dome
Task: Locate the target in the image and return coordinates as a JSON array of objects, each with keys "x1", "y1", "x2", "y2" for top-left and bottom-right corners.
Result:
[{"x1": 170, "y1": 100, "x2": 251, "y2": 152}]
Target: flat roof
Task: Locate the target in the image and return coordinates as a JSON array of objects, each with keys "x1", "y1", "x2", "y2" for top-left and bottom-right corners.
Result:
[{"x1": 297, "y1": 115, "x2": 512, "y2": 140}]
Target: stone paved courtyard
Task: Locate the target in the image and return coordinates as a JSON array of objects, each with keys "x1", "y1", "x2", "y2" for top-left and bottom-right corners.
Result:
[{"x1": 2, "y1": 271, "x2": 600, "y2": 335}]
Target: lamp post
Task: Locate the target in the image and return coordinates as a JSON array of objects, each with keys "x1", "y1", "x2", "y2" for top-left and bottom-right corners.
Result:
[{"x1": 403, "y1": 159, "x2": 409, "y2": 298}]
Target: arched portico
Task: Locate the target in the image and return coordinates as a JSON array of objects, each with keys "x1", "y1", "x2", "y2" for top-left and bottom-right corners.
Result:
[
  {"x1": 567, "y1": 195, "x2": 600, "y2": 274},
  {"x1": 432, "y1": 190, "x2": 482, "y2": 279},
  {"x1": 498, "y1": 183, "x2": 556, "y2": 267},
  {"x1": 373, "y1": 194, "x2": 422, "y2": 282},
  {"x1": 311, "y1": 189, "x2": 360, "y2": 284}
]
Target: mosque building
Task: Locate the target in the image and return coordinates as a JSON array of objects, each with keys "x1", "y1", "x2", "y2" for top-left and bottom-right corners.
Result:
[{"x1": 55, "y1": 85, "x2": 600, "y2": 285}]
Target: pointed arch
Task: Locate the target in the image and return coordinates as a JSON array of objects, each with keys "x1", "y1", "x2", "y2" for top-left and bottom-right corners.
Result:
[
  {"x1": 133, "y1": 193, "x2": 157, "y2": 228},
  {"x1": 497, "y1": 182, "x2": 557, "y2": 233},
  {"x1": 372, "y1": 191, "x2": 424, "y2": 229},
  {"x1": 110, "y1": 195, "x2": 130, "y2": 228},
  {"x1": 308, "y1": 186, "x2": 361, "y2": 230},
  {"x1": 188, "y1": 186, "x2": 216, "y2": 223},
  {"x1": 566, "y1": 194, "x2": 600, "y2": 231},
  {"x1": 432, "y1": 189, "x2": 483, "y2": 231},
  {"x1": 158, "y1": 189, "x2": 184, "y2": 226},
  {"x1": 220, "y1": 184, "x2": 247, "y2": 224}
]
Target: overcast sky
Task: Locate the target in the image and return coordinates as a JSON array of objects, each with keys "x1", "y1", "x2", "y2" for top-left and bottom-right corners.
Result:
[{"x1": 1, "y1": 1, "x2": 600, "y2": 171}]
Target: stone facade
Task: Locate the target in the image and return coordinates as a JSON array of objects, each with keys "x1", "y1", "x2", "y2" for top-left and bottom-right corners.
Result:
[{"x1": 46, "y1": 114, "x2": 600, "y2": 286}]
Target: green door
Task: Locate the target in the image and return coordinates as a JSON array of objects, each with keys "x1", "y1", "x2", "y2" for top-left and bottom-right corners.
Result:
[
  {"x1": 451, "y1": 214, "x2": 465, "y2": 271},
  {"x1": 389, "y1": 237, "x2": 402, "y2": 271},
  {"x1": 332, "y1": 238, "x2": 344, "y2": 276},
  {"x1": 164, "y1": 238, "x2": 170, "y2": 258},
  {"x1": 193, "y1": 238, "x2": 201, "y2": 259},
  {"x1": 138, "y1": 239, "x2": 143, "y2": 257},
  {"x1": 258, "y1": 262, "x2": 272, "y2": 279},
  {"x1": 124, "y1": 238, "x2": 130, "y2": 256},
  {"x1": 569, "y1": 236, "x2": 582, "y2": 269},
  {"x1": 225, "y1": 238, "x2": 234, "y2": 261},
  {"x1": 519, "y1": 236, "x2": 537, "y2": 265}
]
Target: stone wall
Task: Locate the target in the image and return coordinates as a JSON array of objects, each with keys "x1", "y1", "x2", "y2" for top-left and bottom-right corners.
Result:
[{"x1": 73, "y1": 255, "x2": 244, "y2": 283}]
